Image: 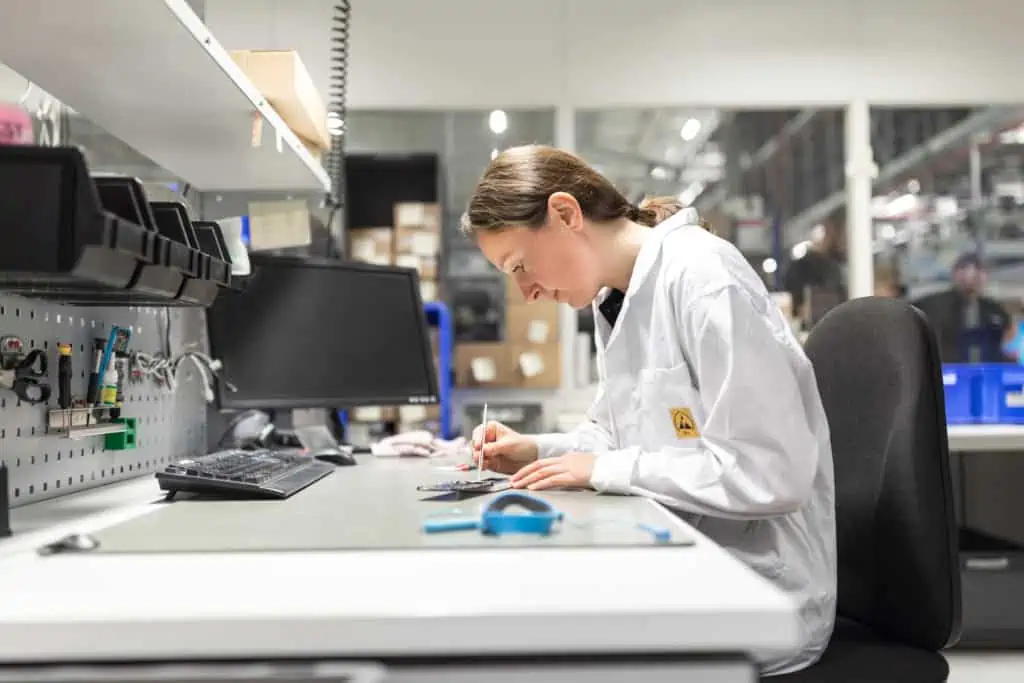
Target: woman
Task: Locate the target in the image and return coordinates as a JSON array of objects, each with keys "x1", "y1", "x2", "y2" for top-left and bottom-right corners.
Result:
[{"x1": 463, "y1": 145, "x2": 836, "y2": 676}]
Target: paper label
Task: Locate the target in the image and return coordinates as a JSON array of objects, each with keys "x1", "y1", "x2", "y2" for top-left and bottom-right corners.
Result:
[
  {"x1": 397, "y1": 203, "x2": 426, "y2": 226},
  {"x1": 518, "y1": 351, "x2": 545, "y2": 378},
  {"x1": 526, "y1": 320, "x2": 550, "y2": 344},
  {"x1": 411, "y1": 232, "x2": 438, "y2": 256},
  {"x1": 396, "y1": 254, "x2": 419, "y2": 269},
  {"x1": 420, "y1": 280, "x2": 437, "y2": 301},
  {"x1": 247, "y1": 199, "x2": 312, "y2": 251},
  {"x1": 471, "y1": 357, "x2": 497, "y2": 382}
]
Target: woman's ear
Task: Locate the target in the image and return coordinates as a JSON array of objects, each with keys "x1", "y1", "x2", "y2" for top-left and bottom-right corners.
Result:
[{"x1": 548, "y1": 192, "x2": 582, "y2": 232}]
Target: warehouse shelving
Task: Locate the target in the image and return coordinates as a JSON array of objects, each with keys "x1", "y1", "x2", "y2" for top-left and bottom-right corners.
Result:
[{"x1": 0, "y1": 0, "x2": 330, "y2": 193}]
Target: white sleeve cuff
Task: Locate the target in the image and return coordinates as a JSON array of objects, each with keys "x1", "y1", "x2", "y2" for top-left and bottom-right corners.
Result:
[
  {"x1": 589, "y1": 447, "x2": 641, "y2": 494},
  {"x1": 532, "y1": 432, "x2": 576, "y2": 459}
]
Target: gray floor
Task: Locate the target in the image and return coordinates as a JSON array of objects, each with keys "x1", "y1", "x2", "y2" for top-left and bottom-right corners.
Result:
[{"x1": 948, "y1": 653, "x2": 1024, "y2": 682}]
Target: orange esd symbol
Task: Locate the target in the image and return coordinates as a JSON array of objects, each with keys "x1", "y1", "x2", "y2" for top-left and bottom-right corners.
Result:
[{"x1": 670, "y1": 408, "x2": 700, "y2": 439}]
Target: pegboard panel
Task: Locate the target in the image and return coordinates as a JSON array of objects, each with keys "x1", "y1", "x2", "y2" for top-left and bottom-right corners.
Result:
[{"x1": 0, "y1": 294, "x2": 208, "y2": 507}]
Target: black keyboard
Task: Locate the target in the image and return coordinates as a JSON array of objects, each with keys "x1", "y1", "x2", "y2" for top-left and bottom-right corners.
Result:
[{"x1": 156, "y1": 448, "x2": 335, "y2": 499}]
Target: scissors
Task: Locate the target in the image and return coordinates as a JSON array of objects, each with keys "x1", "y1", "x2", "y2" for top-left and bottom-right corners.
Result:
[{"x1": 0, "y1": 348, "x2": 51, "y2": 404}]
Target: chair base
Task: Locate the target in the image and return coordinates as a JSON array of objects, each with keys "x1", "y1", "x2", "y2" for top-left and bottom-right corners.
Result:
[{"x1": 764, "y1": 621, "x2": 949, "y2": 683}]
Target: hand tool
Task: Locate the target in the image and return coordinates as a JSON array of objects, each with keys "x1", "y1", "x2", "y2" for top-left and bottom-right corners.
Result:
[
  {"x1": 0, "y1": 348, "x2": 51, "y2": 405},
  {"x1": 477, "y1": 402, "x2": 488, "y2": 481},
  {"x1": 57, "y1": 342, "x2": 72, "y2": 409}
]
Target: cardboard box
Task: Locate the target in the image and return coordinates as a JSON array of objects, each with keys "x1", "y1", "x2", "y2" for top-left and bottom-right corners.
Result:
[
  {"x1": 455, "y1": 343, "x2": 513, "y2": 388},
  {"x1": 230, "y1": 49, "x2": 331, "y2": 150},
  {"x1": 394, "y1": 203, "x2": 441, "y2": 232},
  {"x1": 350, "y1": 406, "x2": 398, "y2": 423},
  {"x1": 348, "y1": 228, "x2": 393, "y2": 266},
  {"x1": 510, "y1": 344, "x2": 561, "y2": 389},
  {"x1": 395, "y1": 224, "x2": 440, "y2": 255},
  {"x1": 395, "y1": 251, "x2": 437, "y2": 279},
  {"x1": 506, "y1": 302, "x2": 559, "y2": 345}
]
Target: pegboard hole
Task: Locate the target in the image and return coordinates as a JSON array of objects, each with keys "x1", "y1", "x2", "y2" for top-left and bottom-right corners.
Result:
[
  {"x1": 43, "y1": 453, "x2": 48, "y2": 463},
  {"x1": 42, "y1": 340, "x2": 48, "y2": 350},
  {"x1": 14, "y1": 308, "x2": 20, "y2": 318},
  {"x1": 42, "y1": 482, "x2": 47, "y2": 492},
  {"x1": 28, "y1": 485, "x2": 34, "y2": 494},
  {"x1": 15, "y1": 458, "x2": 20, "y2": 467},
  {"x1": 13, "y1": 488, "x2": 18, "y2": 498},
  {"x1": 30, "y1": 455, "x2": 35, "y2": 465},
  {"x1": 29, "y1": 310, "x2": 34, "y2": 320},
  {"x1": 15, "y1": 428, "x2": 20, "y2": 438},
  {"x1": 56, "y1": 451, "x2": 61, "y2": 460},
  {"x1": 30, "y1": 427, "x2": 35, "y2": 436}
]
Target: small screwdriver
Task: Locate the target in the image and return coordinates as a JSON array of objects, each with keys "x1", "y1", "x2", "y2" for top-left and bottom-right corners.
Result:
[{"x1": 57, "y1": 342, "x2": 72, "y2": 409}]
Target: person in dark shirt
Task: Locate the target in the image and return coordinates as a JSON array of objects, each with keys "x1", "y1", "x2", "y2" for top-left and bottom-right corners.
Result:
[
  {"x1": 784, "y1": 221, "x2": 847, "y2": 328},
  {"x1": 913, "y1": 253, "x2": 1011, "y2": 363}
]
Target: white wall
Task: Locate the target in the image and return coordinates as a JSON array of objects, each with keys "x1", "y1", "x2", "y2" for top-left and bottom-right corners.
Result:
[{"x1": 206, "y1": 0, "x2": 1024, "y2": 109}]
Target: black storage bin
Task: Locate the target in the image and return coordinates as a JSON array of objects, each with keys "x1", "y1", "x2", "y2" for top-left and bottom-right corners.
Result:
[
  {"x1": 0, "y1": 147, "x2": 231, "y2": 307},
  {"x1": 150, "y1": 202, "x2": 221, "y2": 306},
  {"x1": 0, "y1": 146, "x2": 149, "y2": 298}
]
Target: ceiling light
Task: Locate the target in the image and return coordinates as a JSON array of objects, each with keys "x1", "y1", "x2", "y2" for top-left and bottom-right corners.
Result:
[
  {"x1": 490, "y1": 148, "x2": 499, "y2": 160},
  {"x1": 650, "y1": 166, "x2": 671, "y2": 180},
  {"x1": 488, "y1": 110, "x2": 508, "y2": 135},
  {"x1": 762, "y1": 258, "x2": 778, "y2": 274},
  {"x1": 791, "y1": 241, "x2": 811, "y2": 259},
  {"x1": 679, "y1": 118, "x2": 701, "y2": 141}
]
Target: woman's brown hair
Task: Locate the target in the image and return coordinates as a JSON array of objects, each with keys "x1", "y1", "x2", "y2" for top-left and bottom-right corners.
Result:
[{"x1": 460, "y1": 145, "x2": 711, "y2": 235}]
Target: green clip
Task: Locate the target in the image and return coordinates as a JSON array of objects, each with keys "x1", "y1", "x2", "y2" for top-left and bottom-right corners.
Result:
[{"x1": 103, "y1": 417, "x2": 137, "y2": 450}]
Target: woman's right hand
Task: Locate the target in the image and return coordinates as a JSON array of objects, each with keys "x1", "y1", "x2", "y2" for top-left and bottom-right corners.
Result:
[{"x1": 471, "y1": 421, "x2": 538, "y2": 475}]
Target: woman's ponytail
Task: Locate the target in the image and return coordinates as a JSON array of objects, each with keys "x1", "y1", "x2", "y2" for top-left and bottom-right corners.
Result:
[{"x1": 631, "y1": 196, "x2": 715, "y2": 233}]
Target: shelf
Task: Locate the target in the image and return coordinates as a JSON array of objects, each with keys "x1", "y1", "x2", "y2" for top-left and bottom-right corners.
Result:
[
  {"x1": 947, "y1": 424, "x2": 1024, "y2": 453},
  {"x1": 0, "y1": 0, "x2": 330, "y2": 193}
]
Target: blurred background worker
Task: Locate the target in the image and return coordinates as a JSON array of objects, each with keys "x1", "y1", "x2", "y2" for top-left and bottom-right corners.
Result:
[
  {"x1": 873, "y1": 261, "x2": 906, "y2": 299},
  {"x1": 913, "y1": 253, "x2": 1012, "y2": 363},
  {"x1": 783, "y1": 220, "x2": 847, "y2": 329}
]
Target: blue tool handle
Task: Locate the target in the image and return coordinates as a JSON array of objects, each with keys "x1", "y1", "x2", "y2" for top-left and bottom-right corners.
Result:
[
  {"x1": 637, "y1": 523, "x2": 671, "y2": 543},
  {"x1": 423, "y1": 518, "x2": 479, "y2": 534}
]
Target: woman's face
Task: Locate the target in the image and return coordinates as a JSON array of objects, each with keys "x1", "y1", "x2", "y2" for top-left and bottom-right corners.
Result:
[{"x1": 475, "y1": 195, "x2": 602, "y2": 310}]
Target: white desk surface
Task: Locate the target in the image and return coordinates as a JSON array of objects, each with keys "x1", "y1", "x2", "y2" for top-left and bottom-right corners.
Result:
[
  {"x1": 947, "y1": 424, "x2": 1024, "y2": 452},
  {"x1": 0, "y1": 456, "x2": 800, "y2": 663}
]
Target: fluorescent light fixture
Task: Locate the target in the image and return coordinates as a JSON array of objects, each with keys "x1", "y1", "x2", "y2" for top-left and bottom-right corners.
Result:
[
  {"x1": 680, "y1": 118, "x2": 701, "y2": 141},
  {"x1": 488, "y1": 109, "x2": 508, "y2": 135},
  {"x1": 907, "y1": 178, "x2": 920, "y2": 194},
  {"x1": 762, "y1": 258, "x2": 778, "y2": 274}
]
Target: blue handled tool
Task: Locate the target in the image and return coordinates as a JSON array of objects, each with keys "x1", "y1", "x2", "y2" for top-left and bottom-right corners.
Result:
[{"x1": 423, "y1": 491, "x2": 564, "y2": 536}]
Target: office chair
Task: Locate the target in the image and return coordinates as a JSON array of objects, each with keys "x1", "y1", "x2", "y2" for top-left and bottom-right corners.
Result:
[{"x1": 770, "y1": 297, "x2": 962, "y2": 683}]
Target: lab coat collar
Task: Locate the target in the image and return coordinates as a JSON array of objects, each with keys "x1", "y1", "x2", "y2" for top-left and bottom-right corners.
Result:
[{"x1": 595, "y1": 207, "x2": 700, "y2": 351}]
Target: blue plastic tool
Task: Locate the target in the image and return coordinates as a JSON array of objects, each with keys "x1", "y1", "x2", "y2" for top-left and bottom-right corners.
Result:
[{"x1": 423, "y1": 491, "x2": 564, "y2": 536}]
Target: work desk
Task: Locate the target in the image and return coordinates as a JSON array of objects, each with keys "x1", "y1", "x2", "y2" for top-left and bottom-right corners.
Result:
[
  {"x1": 0, "y1": 455, "x2": 800, "y2": 681},
  {"x1": 947, "y1": 424, "x2": 1024, "y2": 452}
]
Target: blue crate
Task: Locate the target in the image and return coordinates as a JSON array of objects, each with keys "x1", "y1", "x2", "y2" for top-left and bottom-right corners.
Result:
[
  {"x1": 942, "y1": 364, "x2": 982, "y2": 425},
  {"x1": 943, "y1": 364, "x2": 1024, "y2": 425}
]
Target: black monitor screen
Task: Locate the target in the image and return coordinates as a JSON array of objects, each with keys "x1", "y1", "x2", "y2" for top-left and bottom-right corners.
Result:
[{"x1": 208, "y1": 255, "x2": 437, "y2": 409}]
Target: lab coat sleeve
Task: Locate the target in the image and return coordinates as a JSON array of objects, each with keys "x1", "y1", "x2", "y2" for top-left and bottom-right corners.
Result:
[
  {"x1": 589, "y1": 285, "x2": 819, "y2": 519},
  {"x1": 532, "y1": 382, "x2": 616, "y2": 458}
]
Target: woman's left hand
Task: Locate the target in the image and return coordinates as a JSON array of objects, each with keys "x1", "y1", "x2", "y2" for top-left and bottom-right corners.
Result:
[{"x1": 510, "y1": 452, "x2": 596, "y2": 490}]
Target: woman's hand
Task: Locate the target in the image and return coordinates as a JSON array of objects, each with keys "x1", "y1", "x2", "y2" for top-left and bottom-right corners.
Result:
[
  {"x1": 471, "y1": 421, "x2": 538, "y2": 474},
  {"x1": 510, "y1": 452, "x2": 596, "y2": 491}
]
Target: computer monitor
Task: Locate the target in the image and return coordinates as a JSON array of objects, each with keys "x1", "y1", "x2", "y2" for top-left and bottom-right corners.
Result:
[{"x1": 207, "y1": 254, "x2": 438, "y2": 410}]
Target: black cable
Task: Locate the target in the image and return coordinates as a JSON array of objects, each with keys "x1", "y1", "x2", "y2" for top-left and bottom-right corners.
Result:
[{"x1": 325, "y1": 0, "x2": 351, "y2": 258}]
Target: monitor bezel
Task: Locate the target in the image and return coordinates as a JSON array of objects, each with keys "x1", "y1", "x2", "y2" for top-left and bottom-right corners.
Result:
[{"x1": 209, "y1": 254, "x2": 439, "y2": 411}]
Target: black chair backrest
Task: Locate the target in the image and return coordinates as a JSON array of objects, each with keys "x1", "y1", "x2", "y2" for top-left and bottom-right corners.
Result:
[{"x1": 804, "y1": 297, "x2": 961, "y2": 650}]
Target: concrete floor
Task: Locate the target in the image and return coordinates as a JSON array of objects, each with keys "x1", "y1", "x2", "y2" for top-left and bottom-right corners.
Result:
[{"x1": 948, "y1": 652, "x2": 1024, "y2": 682}]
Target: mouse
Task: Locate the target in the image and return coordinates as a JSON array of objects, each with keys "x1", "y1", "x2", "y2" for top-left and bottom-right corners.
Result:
[
  {"x1": 312, "y1": 447, "x2": 357, "y2": 466},
  {"x1": 38, "y1": 532, "x2": 99, "y2": 555}
]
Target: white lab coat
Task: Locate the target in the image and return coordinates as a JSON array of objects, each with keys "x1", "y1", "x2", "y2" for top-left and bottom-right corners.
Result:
[{"x1": 534, "y1": 208, "x2": 837, "y2": 676}]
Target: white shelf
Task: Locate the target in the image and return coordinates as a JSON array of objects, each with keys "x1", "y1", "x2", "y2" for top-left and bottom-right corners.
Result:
[
  {"x1": 947, "y1": 424, "x2": 1024, "y2": 453},
  {"x1": 0, "y1": 0, "x2": 330, "y2": 193}
]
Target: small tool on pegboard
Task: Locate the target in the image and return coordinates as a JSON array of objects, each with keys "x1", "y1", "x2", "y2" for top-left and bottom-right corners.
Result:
[{"x1": 0, "y1": 462, "x2": 11, "y2": 538}]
